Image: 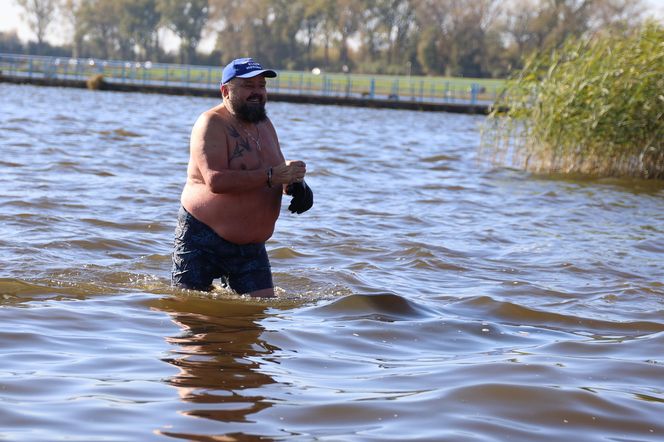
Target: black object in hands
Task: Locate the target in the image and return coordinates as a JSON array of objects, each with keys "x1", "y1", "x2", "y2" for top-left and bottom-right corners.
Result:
[{"x1": 286, "y1": 181, "x2": 314, "y2": 214}]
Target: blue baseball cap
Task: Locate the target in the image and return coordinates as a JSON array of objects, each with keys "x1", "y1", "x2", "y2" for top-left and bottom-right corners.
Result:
[{"x1": 222, "y1": 58, "x2": 277, "y2": 84}]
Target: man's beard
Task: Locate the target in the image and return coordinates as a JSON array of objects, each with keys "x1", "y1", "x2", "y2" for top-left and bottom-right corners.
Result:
[{"x1": 234, "y1": 100, "x2": 267, "y2": 123}]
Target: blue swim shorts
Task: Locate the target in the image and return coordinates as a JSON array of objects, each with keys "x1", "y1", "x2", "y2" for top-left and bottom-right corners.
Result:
[{"x1": 171, "y1": 206, "x2": 273, "y2": 294}]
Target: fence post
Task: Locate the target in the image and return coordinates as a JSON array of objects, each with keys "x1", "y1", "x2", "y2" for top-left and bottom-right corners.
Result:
[
  {"x1": 370, "y1": 78, "x2": 375, "y2": 99},
  {"x1": 390, "y1": 79, "x2": 398, "y2": 99},
  {"x1": 471, "y1": 83, "x2": 478, "y2": 104}
]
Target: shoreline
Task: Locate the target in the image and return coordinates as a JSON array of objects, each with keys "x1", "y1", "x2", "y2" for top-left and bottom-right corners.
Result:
[{"x1": 0, "y1": 74, "x2": 494, "y2": 115}]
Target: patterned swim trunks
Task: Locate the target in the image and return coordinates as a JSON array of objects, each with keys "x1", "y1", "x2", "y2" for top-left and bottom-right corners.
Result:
[{"x1": 171, "y1": 206, "x2": 273, "y2": 294}]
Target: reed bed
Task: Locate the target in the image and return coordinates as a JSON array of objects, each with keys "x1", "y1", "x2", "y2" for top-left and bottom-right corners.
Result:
[{"x1": 483, "y1": 22, "x2": 664, "y2": 179}]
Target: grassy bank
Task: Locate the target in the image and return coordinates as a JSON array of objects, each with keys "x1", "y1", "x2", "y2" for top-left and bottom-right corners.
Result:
[
  {"x1": 0, "y1": 52, "x2": 503, "y2": 103},
  {"x1": 483, "y1": 22, "x2": 663, "y2": 179}
]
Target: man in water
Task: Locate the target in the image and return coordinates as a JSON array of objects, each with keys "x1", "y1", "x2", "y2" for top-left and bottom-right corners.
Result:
[{"x1": 172, "y1": 58, "x2": 313, "y2": 297}]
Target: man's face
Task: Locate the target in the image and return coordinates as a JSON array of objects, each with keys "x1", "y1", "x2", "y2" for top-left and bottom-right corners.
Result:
[{"x1": 224, "y1": 75, "x2": 268, "y2": 123}]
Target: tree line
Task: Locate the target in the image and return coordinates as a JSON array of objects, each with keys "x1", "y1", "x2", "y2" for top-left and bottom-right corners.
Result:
[{"x1": 2, "y1": 0, "x2": 648, "y2": 78}]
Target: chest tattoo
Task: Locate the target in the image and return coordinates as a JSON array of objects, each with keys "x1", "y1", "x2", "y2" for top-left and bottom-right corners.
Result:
[{"x1": 228, "y1": 125, "x2": 252, "y2": 161}]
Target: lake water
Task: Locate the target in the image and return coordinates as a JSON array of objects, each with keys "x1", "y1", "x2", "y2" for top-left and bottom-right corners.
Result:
[{"x1": 1, "y1": 83, "x2": 663, "y2": 441}]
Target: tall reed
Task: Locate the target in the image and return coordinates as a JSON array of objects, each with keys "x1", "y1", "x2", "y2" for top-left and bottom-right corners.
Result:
[{"x1": 483, "y1": 22, "x2": 663, "y2": 179}]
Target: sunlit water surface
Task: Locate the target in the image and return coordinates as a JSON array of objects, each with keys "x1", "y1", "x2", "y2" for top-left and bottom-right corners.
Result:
[{"x1": 1, "y1": 83, "x2": 663, "y2": 441}]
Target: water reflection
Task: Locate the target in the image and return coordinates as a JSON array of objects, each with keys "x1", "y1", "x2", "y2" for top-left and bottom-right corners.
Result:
[{"x1": 152, "y1": 294, "x2": 278, "y2": 438}]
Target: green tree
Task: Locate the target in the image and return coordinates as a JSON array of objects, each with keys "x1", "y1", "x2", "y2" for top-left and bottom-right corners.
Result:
[
  {"x1": 376, "y1": 0, "x2": 416, "y2": 67},
  {"x1": 210, "y1": 0, "x2": 305, "y2": 67},
  {"x1": 117, "y1": 0, "x2": 161, "y2": 60},
  {"x1": 212, "y1": 0, "x2": 273, "y2": 63},
  {"x1": 300, "y1": 0, "x2": 324, "y2": 68},
  {"x1": 0, "y1": 30, "x2": 25, "y2": 53},
  {"x1": 414, "y1": 0, "x2": 450, "y2": 75},
  {"x1": 266, "y1": 0, "x2": 306, "y2": 68},
  {"x1": 334, "y1": 0, "x2": 362, "y2": 68},
  {"x1": 158, "y1": 0, "x2": 210, "y2": 64},
  {"x1": 59, "y1": 0, "x2": 85, "y2": 58},
  {"x1": 208, "y1": 0, "x2": 245, "y2": 62},
  {"x1": 8, "y1": 0, "x2": 651, "y2": 76},
  {"x1": 307, "y1": 0, "x2": 337, "y2": 68},
  {"x1": 15, "y1": 0, "x2": 58, "y2": 53},
  {"x1": 499, "y1": 0, "x2": 645, "y2": 71},
  {"x1": 77, "y1": 0, "x2": 122, "y2": 59},
  {"x1": 414, "y1": 0, "x2": 500, "y2": 77}
]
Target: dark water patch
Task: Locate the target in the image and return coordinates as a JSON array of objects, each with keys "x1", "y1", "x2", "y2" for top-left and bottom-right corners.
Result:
[
  {"x1": 540, "y1": 330, "x2": 664, "y2": 361},
  {"x1": 305, "y1": 293, "x2": 438, "y2": 322},
  {"x1": 326, "y1": 156, "x2": 353, "y2": 164},
  {"x1": 441, "y1": 382, "x2": 663, "y2": 441},
  {"x1": 448, "y1": 295, "x2": 664, "y2": 338},
  {"x1": 1, "y1": 125, "x2": 31, "y2": 136},
  {"x1": 94, "y1": 170, "x2": 116, "y2": 177},
  {"x1": 421, "y1": 153, "x2": 458, "y2": 162},
  {"x1": 346, "y1": 261, "x2": 381, "y2": 272},
  {"x1": 428, "y1": 164, "x2": 454, "y2": 171},
  {"x1": 426, "y1": 183, "x2": 467, "y2": 192},
  {"x1": 0, "y1": 291, "x2": 180, "y2": 441},
  {"x1": 5, "y1": 117, "x2": 32, "y2": 124},
  {"x1": 269, "y1": 246, "x2": 313, "y2": 259},
  {"x1": 4, "y1": 140, "x2": 31, "y2": 146},
  {"x1": 0, "y1": 160, "x2": 25, "y2": 167},
  {"x1": 78, "y1": 217, "x2": 170, "y2": 232},
  {"x1": 98, "y1": 128, "x2": 144, "y2": 139},
  {"x1": 405, "y1": 256, "x2": 469, "y2": 272},
  {"x1": 305, "y1": 167, "x2": 336, "y2": 177},
  {"x1": 0, "y1": 277, "x2": 111, "y2": 306},
  {"x1": 43, "y1": 237, "x2": 148, "y2": 252},
  {"x1": 52, "y1": 114, "x2": 77, "y2": 122},
  {"x1": 634, "y1": 238, "x2": 664, "y2": 253}
]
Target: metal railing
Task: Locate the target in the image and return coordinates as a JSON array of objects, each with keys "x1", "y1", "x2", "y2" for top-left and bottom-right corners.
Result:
[{"x1": 0, "y1": 52, "x2": 500, "y2": 105}]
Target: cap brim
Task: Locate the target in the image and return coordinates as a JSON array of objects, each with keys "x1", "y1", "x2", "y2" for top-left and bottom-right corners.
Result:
[{"x1": 236, "y1": 69, "x2": 277, "y2": 79}]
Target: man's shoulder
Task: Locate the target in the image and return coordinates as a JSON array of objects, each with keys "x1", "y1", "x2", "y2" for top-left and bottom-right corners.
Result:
[
  {"x1": 199, "y1": 105, "x2": 228, "y2": 124},
  {"x1": 261, "y1": 117, "x2": 277, "y2": 135},
  {"x1": 194, "y1": 106, "x2": 230, "y2": 134}
]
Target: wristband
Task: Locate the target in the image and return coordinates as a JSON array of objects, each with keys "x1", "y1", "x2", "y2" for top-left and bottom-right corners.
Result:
[{"x1": 267, "y1": 167, "x2": 273, "y2": 188}]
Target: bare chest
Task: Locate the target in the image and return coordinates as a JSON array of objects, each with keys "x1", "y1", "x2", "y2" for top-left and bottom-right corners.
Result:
[{"x1": 226, "y1": 124, "x2": 278, "y2": 171}]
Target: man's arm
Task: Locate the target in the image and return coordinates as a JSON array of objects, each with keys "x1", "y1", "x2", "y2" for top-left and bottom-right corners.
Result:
[
  {"x1": 261, "y1": 119, "x2": 308, "y2": 194},
  {"x1": 191, "y1": 113, "x2": 306, "y2": 194},
  {"x1": 191, "y1": 113, "x2": 269, "y2": 194}
]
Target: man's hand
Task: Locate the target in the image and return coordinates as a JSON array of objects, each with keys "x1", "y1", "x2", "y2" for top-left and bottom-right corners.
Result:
[
  {"x1": 285, "y1": 181, "x2": 314, "y2": 214},
  {"x1": 272, "y1": 160, "x2": 306, "y2": 185}
]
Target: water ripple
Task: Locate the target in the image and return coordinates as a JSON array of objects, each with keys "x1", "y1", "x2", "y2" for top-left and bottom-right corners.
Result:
[{"x1": 1, "y1": 83, "x2": 663, "y2": 441}]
